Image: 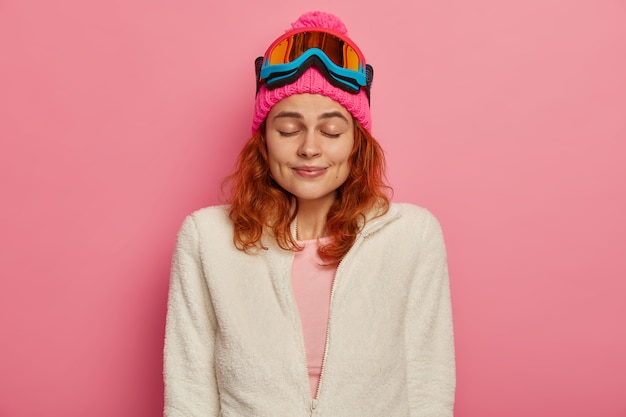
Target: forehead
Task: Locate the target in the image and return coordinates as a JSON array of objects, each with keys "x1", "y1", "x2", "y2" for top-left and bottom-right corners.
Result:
[{"x1": 268, "y1": 93, "x2": 352, "y2": 121}]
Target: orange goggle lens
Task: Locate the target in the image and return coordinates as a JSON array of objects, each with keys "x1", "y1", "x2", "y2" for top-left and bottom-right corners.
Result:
[{"x1": 266, "y1": 31, "x2": 364, "y2": 72}]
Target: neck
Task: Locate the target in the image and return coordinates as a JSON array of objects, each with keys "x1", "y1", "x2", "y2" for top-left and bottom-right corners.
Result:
[{"x1": 295, "y1": 195, "x2": 335, "y2": 240}]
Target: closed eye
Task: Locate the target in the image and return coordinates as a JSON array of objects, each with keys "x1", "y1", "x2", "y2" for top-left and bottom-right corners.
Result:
[{"x1": 278, "y1": 130, "x2": 301, "y2": 137}]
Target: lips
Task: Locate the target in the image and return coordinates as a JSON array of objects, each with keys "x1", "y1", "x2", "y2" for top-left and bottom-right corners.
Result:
[{"x1": 292, "y1": 166, "x2": 327, "y2": 178}]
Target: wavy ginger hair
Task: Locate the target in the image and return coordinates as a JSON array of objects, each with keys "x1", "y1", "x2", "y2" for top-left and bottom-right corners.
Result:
[{"x1": 224, "y1": 120, "x2": 391, "y2": 264}]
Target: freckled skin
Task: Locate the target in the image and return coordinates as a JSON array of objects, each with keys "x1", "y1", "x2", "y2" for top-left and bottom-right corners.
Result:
[{"x1": 265, "y1": 94, "x2": 354, "y2": 210}]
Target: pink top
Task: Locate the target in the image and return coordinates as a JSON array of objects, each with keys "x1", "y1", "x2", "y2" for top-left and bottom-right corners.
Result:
[{"x1": 291, "y1": 237, "x2": 335, "y2": 397}]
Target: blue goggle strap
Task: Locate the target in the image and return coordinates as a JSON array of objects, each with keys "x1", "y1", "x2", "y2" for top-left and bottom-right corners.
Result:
[{"x1": 260, "y1": 49, "x2": 367, "y2": 90}]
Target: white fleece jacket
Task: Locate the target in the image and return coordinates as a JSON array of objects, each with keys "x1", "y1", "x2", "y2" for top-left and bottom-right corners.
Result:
[{"x1": 164, "y1": 203, "x2": 455, "y2": 417}]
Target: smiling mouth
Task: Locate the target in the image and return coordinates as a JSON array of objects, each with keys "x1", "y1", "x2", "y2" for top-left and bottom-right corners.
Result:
[{"x1": 293, "y1": 166, "x2": 327, "y2": 178}]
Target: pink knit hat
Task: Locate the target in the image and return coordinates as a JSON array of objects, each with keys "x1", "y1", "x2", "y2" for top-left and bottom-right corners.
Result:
[{"x1": 252, "y1": 11, "x2": 372, "y2": 133}]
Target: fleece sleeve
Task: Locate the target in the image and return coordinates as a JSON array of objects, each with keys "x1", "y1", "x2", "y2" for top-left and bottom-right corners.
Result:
[
  {"x1": 164, "y1": 215, "x2": 220, "y2": 416},
  {"x1": 406, "y1": 211, "x2": 456, "y2": 417}
]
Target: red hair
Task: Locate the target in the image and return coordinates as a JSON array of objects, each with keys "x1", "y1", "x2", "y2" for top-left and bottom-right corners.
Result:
[{"x1": 223, "y1": 121, "x2": 391, "y2": 264}]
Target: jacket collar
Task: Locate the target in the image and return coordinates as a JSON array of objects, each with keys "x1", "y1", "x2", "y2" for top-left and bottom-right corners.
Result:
[
  {"x1": 359, "y1": 202, "x2": 399, "y2": 238},
  {"x1": 288, "y1": 201, "x2": 400, "y2": 241}
]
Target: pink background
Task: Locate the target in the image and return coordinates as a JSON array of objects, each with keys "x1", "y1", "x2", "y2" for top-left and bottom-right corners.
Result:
[{"x1": 1, "y1": 0, "x2": 625, "y2": 416}]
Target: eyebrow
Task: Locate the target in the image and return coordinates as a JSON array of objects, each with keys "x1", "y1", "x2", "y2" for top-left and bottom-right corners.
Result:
[
  {"x1": 272, "y1": 111, "x2": 349, "y2": 122},
  {"x1": 319, "y1": 111, "x2": 349, "y2": 122},
  {"x1": 273, "y1": 111, "x2": 303, "y2": 120}
]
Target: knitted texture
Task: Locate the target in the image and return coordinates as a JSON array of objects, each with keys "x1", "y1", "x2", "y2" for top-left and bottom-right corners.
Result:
[
  {"x1": 252, "y1": 12, "x2": 371, "y2": 133},
  {"x1": 290, "y1": 10, "x2": 348, "y2": 34}
]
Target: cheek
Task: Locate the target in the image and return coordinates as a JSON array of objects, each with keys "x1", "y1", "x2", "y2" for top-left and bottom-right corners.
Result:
[
  {"x1": 334, "y1": 141, "x2": 354, "y2": 167},
  {"x1": 265, "y1": 139, "x2": 280, "y2": 164},
  {"x1": 265, "y1": 142, "x2": 288, "y2": 175},
  {"x1": 333, "y1": 151, "x2": 353, "y2": 181},
  {"x1": 338, "y1": 144, "x2": 355, "y2": 179}
]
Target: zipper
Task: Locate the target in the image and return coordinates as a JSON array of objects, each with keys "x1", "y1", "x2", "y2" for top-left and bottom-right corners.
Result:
[
  {"x1": 292, "y1": 208, "x2": 396, "y2": 414},
  {"x1": 291, "y1": 217, "x2": 318, "y2": 414},
  {"x1": 312, "y1": 269, "x2": 338, "y2": 401},
  {"x1": 312, "y1": 234, "x2": 364, "y2": 403},
  {"x1": 290, "y1": 271, "x2": 313, "y2": 411}
]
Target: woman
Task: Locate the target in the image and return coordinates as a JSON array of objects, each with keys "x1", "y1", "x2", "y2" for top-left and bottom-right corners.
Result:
[{"x1": 164, "y1": 11, "x2": 455, "y2": 417}]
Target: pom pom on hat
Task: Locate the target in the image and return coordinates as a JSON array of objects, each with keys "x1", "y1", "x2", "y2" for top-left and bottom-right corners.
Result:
[
  {"x1": 290, "y1": 11, "x2": 348, "y2": 35},
  {"x1": 252, "y1": 11, "x2": 371, "y2": 133}
]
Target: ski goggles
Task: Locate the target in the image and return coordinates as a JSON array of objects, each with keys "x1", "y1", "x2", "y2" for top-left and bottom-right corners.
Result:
[{"x1": 255, "y1": 27, "x2": 373, "y2": 98}]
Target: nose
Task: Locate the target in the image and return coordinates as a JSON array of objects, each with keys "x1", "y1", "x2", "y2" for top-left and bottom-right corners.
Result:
[{"x1": 298, "y1": 131, "x2": 321, "y2": 158}]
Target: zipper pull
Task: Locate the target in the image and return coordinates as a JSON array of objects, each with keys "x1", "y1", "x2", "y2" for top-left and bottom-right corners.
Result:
[{"x1": 310, "y1": 398, "x2": 317, "y2": 415}]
